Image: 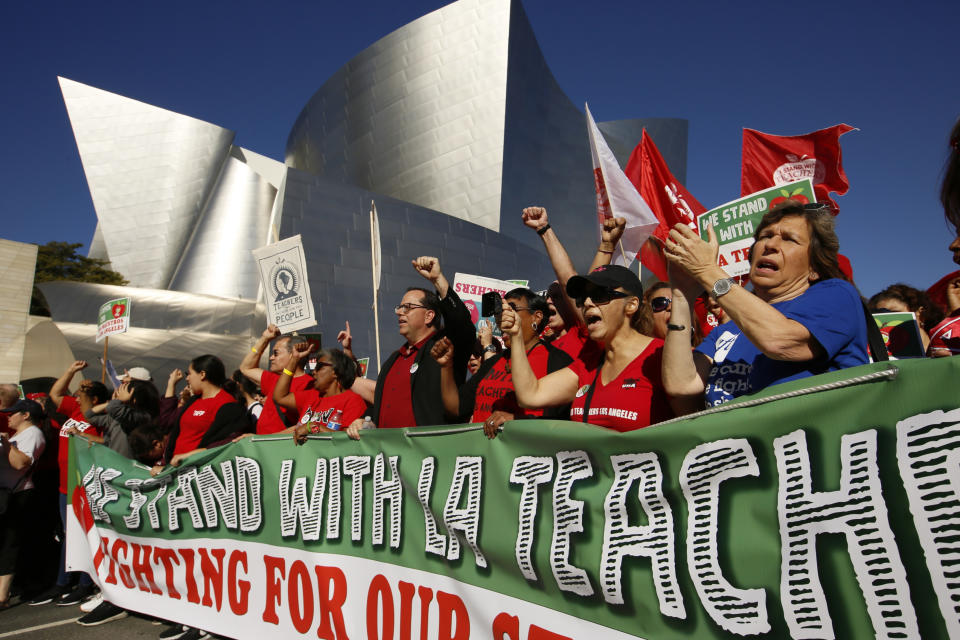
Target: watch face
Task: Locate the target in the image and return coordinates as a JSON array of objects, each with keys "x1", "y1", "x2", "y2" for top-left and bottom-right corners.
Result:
[{"x1": 713, "y1": 278, "x2": 732, "y2": 297}]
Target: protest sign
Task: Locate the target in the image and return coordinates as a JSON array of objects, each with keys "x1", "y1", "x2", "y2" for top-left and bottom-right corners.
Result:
[
  {"x1": 67, "y1": 357, "x2": 959, "y2": 639},
  {"x1": 872, "y1": 311, "x2": 926, "y2": 358},
  {"x1": 696, "y1": 179, "x2": 816, "y2": 277},
  {"x1": 453, "y1": 273, "x2": 528, "y2": 332},
  {"x1": 356, "y1": 357, "x2": 370, "y2": 378},
  {"x1": 96, "y1": 297, "x2": 131, "y2": 343},
  {"x1": 253, "y1": 235, "x2": 316, "y2": 333}
]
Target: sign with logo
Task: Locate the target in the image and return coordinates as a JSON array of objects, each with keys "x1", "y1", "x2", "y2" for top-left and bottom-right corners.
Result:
[
  {"x1": 696, "y1": 179, "x2": 816, "y2": 277},
  {"x1": 356, "y1": 357, "x2": 369, "y2": 378},
  {"x1": 453, "y1": 273, "x2": 529, "y2": 333},
  {"x1": 66, "y1": 357, "x2": 960, "y2": 639},
  {"x1": 253, "y1": 235, "x2": 316, "y2": 333},
  {"x1": 96, "y1": 297, "x2": 131, "y2": 343},
  {"x1": 872, "y1": 311, "x2": 926, "y2": 359}
]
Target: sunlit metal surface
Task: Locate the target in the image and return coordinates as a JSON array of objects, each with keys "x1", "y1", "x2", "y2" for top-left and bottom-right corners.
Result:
[
  {"x1": 55, "y1": 0, "x2": 690, "y2": 379},
  {"x1": 59, "y1": 77, "x2": 235, "y2": 290},
  {"x1": 168, "y1": 155, "x2": 277, "y2": 299},
  {"x1": 0, "y1": 239, "x2": 38, "y2": 382},
  {"x1": 39, "y1": 282, "x2": 262, "y2": 336},
  {"x1": 286, "y1": 0, "x2": 687, "y2": 269}
]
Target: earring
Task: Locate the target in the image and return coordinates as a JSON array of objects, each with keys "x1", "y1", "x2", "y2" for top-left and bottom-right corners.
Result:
[{"x1": 532, "y1": 321, "x2": 538, "y2": 332}]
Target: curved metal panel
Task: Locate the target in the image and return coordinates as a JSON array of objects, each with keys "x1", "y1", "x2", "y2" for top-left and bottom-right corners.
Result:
[
  {"x1": 286, "y1": 0, "x2": 510, "y2": 232},
  {"x1": 59, "y1": 77, "x2": 235, "y2": 289},
  {"x1": 168, "y1": 155, "x2": 276, "y2": 299}
]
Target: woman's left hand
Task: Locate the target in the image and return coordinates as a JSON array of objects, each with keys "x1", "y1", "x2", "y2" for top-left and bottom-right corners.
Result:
[
  {"x1": 483, "y1": 410, "x2": 513, "y2": 439},
  {"x1": 665, "y1": 222, "x2": 719, "y2": 283}
]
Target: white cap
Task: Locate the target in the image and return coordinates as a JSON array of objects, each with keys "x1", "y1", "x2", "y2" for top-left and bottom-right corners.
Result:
[{"x1": 127, "y1": 367, "x2": 152, "y2": 381}]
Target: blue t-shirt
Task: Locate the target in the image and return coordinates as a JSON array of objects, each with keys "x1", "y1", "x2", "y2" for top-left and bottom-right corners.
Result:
[{"x1": 696, "y1": 279, "x2": 869, "y2": 407}]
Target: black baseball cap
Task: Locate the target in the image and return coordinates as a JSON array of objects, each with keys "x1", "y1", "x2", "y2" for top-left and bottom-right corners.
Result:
[
  {"x1": 1, "y1": 399, "x2": 46, "y2": 424},
  {"x1": 566, "y1": 264, "x2": 644, "y2": 299}
]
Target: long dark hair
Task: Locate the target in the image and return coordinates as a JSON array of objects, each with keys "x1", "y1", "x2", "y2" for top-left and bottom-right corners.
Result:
[
  {"x1": 127, "y1": 380, "x2": 159, "y2": 416},
  {"x1": 190, "y1": 354, "x2": 226, "y2": 387}
]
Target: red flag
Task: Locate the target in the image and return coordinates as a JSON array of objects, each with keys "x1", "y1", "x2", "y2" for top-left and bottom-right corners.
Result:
[
  {"x1": 741, "y1": 124, "x2": 855, "y2": 212},
  {"x1": 624, "y1": 129, "x2": 706, "y2": 281}
]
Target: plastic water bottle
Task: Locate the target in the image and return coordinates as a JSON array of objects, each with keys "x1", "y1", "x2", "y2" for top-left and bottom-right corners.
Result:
[
  {"x1": 326, "y1": 409, "x2": 343, "y2": 431},
  {"x1": 362, "y1": 416, "x2": 375, "y2": 430}
]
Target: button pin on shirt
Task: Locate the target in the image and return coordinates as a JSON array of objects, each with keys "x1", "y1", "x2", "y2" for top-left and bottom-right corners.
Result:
[{"x1": 410, "y1": 362, "x2": 419, "y2": 374}]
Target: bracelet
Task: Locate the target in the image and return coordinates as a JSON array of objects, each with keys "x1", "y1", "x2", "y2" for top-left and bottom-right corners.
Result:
[
  {"x1": 536, "y1": 224, "x2": 552, "y2": 236},
  {"x1": 251, "y1": 346, "x2": 258, "y2": 353},
  {"x1": 598, "y1": 249, "x2": 614, "y2": 254},
  {"x1": 282, "y1": 368, "x2": 294, "y2": 377},
  {"x1": 667, "y1": 323, "x2": 687, "y2": 332}
]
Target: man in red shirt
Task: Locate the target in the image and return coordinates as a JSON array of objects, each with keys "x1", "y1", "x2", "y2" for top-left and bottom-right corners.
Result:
[
  {"x1": 347, "y1": 256, "x2": 475, "y2": 435},
  {"x1": 239, "y1": 326, "x2": 313, "y2": 434}
]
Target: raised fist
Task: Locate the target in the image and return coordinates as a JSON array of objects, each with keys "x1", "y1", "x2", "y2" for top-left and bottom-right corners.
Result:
[{"x1": 521, "y1": 207, "x2": 549, "y2": 232}]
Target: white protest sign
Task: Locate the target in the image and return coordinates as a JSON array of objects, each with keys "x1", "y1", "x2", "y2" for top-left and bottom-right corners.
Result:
[
  {"x1": 96, "y1": 297, "x2": 131, "y2": 343},
  {"x1": 253, "y1": 235, "x2": 317, "y2": 332}
]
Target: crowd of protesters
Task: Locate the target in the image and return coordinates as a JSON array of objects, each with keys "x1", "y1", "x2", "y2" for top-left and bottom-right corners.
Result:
[{"x1": 0, "y1": 118, "x2": 958, "y2": 638}]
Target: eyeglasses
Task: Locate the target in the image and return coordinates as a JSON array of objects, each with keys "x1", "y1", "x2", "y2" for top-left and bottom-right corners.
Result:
[
  {"x1": 314, "y1": 362, "x2": 333, "y2": 370},
  {"x1": 507, "y1": 302, "x2": 532, "y2": 313},
  {"x1": 395, "y1": 303, "x2": 428, "y2": 313},
  {"x1": 650, "y1": 296, "x2": 672, "y2": 312},
  {"x1": 574, "y1": 288, "x2": 631, "y2": 307}
]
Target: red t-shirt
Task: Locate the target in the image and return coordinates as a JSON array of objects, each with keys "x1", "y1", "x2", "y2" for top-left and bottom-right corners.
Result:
[
  {"x1": 568, "y1": 339, "x2": 672, "y2": 432},
  {"x1": 472, "y1": 344, "x2": 552, "y2": 422},
  {"x1": 174, "y1": 389, "x2": 236, "y2": 455},
  {"x1": 552, "y1": 325, "x2": 602, "y2": 368},
  {"x1": 258, "y1": 371, "x2": 313, "y2": 435},
  {"x1": 57, "y1": 395, "x2": 101, "y2": 494},
  {"x1": 294, "y1": 389, "x2": 367, "y2": 432},
  {"x1": 378, "y1": 335, "x2": 433, "y2": 428},
  {"x1": 929, "y1": 312, "x2": 960, "y2": 356}
]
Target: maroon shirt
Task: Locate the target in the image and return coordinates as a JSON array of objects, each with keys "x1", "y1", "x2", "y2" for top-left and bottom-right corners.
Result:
[{"x1": 377, "y1": 334, "x2": 433, "y2": 428}]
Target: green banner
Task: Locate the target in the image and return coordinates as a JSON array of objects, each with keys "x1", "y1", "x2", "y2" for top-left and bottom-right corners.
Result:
[{"x1": 68, "y1": 357, "x2": 960, "y2": 639}]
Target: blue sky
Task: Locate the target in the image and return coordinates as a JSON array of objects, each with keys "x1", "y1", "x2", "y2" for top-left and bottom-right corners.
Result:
[{"x1": 3, "y1": 0, "x2": 958, "y2": 298}]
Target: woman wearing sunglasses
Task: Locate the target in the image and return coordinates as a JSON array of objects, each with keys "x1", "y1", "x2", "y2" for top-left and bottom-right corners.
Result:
[
  {"x1": 662, "y1": 201, "x2": 868, "y2": 413},
  {"x1": 501, "y1": 265, "x2": 675, "y2": 432},
  {"x1": 272, "y1": 342, "x2": 367, "y2": 442}
]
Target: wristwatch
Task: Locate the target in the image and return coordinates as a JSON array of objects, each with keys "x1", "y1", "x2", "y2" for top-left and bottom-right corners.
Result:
[
  {"x1": 712, "y1": 277, "x2": 736, "y2": 298},
  {"x1": 483, "y1": 344, "x2": 498, "y2": 354}
]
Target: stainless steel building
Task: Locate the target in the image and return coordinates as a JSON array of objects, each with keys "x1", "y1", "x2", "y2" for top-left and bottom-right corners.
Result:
[{"x1": 56, "y1": 0, "x2": 687, "y2": 379}]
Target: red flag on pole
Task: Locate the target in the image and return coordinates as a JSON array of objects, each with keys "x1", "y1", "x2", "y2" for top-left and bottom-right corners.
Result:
[
  {"x1": 624, "y1": 129, "x2": 706, "y2": 281},
  {"x1": 741, "y1": 124, "x2": 855, "y2": 212}
]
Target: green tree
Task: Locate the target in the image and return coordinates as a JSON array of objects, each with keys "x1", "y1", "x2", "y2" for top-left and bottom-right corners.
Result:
[{"x1": 31, "y1": 241, "x2": 128, "y2": 316}]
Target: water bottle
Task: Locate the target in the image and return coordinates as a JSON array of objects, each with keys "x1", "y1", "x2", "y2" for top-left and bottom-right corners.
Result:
[
  {"x1": 326, "y1": 409, "x2": 343, "y2": 431},
  {"x1": 362, "y1": 416, "x2": 375, "y2": 430}
]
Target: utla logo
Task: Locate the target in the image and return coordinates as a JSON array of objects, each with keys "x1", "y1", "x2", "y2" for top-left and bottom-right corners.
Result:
[
  {"x1": 772, "y1": 154, "x2": 825, "y2": 185},
  {"x1": 111, "y1": 302, "x2": 126, "y2": 318},
  {"x1": 769, "y1": 187, "x2": 810, "y2": 209}
]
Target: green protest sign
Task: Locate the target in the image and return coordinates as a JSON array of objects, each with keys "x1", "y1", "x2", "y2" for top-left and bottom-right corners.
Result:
[
  {"x1": 696, "y1": 179, "x2": 816, "y2": 277},
  {"x1": 67, "y1": 357, "x2": 959, "y2": 639},
  {"x1": 872, "y1": 311, "x2": 926, "y2": 358},
  {"x1": 96, "y1": 297, "x2": 131, "y2": 343}
]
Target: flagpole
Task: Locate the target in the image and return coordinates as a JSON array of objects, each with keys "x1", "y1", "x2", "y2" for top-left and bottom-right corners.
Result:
[
  {"x1": 101, "y1": 337, "x2": 108, "y2": 384},
  {"x1": 369, "y1": 202, "x2": 382, "y2": 368}
]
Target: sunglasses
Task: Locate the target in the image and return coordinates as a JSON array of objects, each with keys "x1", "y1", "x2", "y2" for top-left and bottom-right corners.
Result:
[
  {"x1": 574, "y1": 287, "x2": 631, "y2": 307},
  {"x1": 777, "y1": 202, "x2": 831, "y2": 214},
  {"x1": 650, "y1": 296, "x2": 672, "y2": 312}
]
